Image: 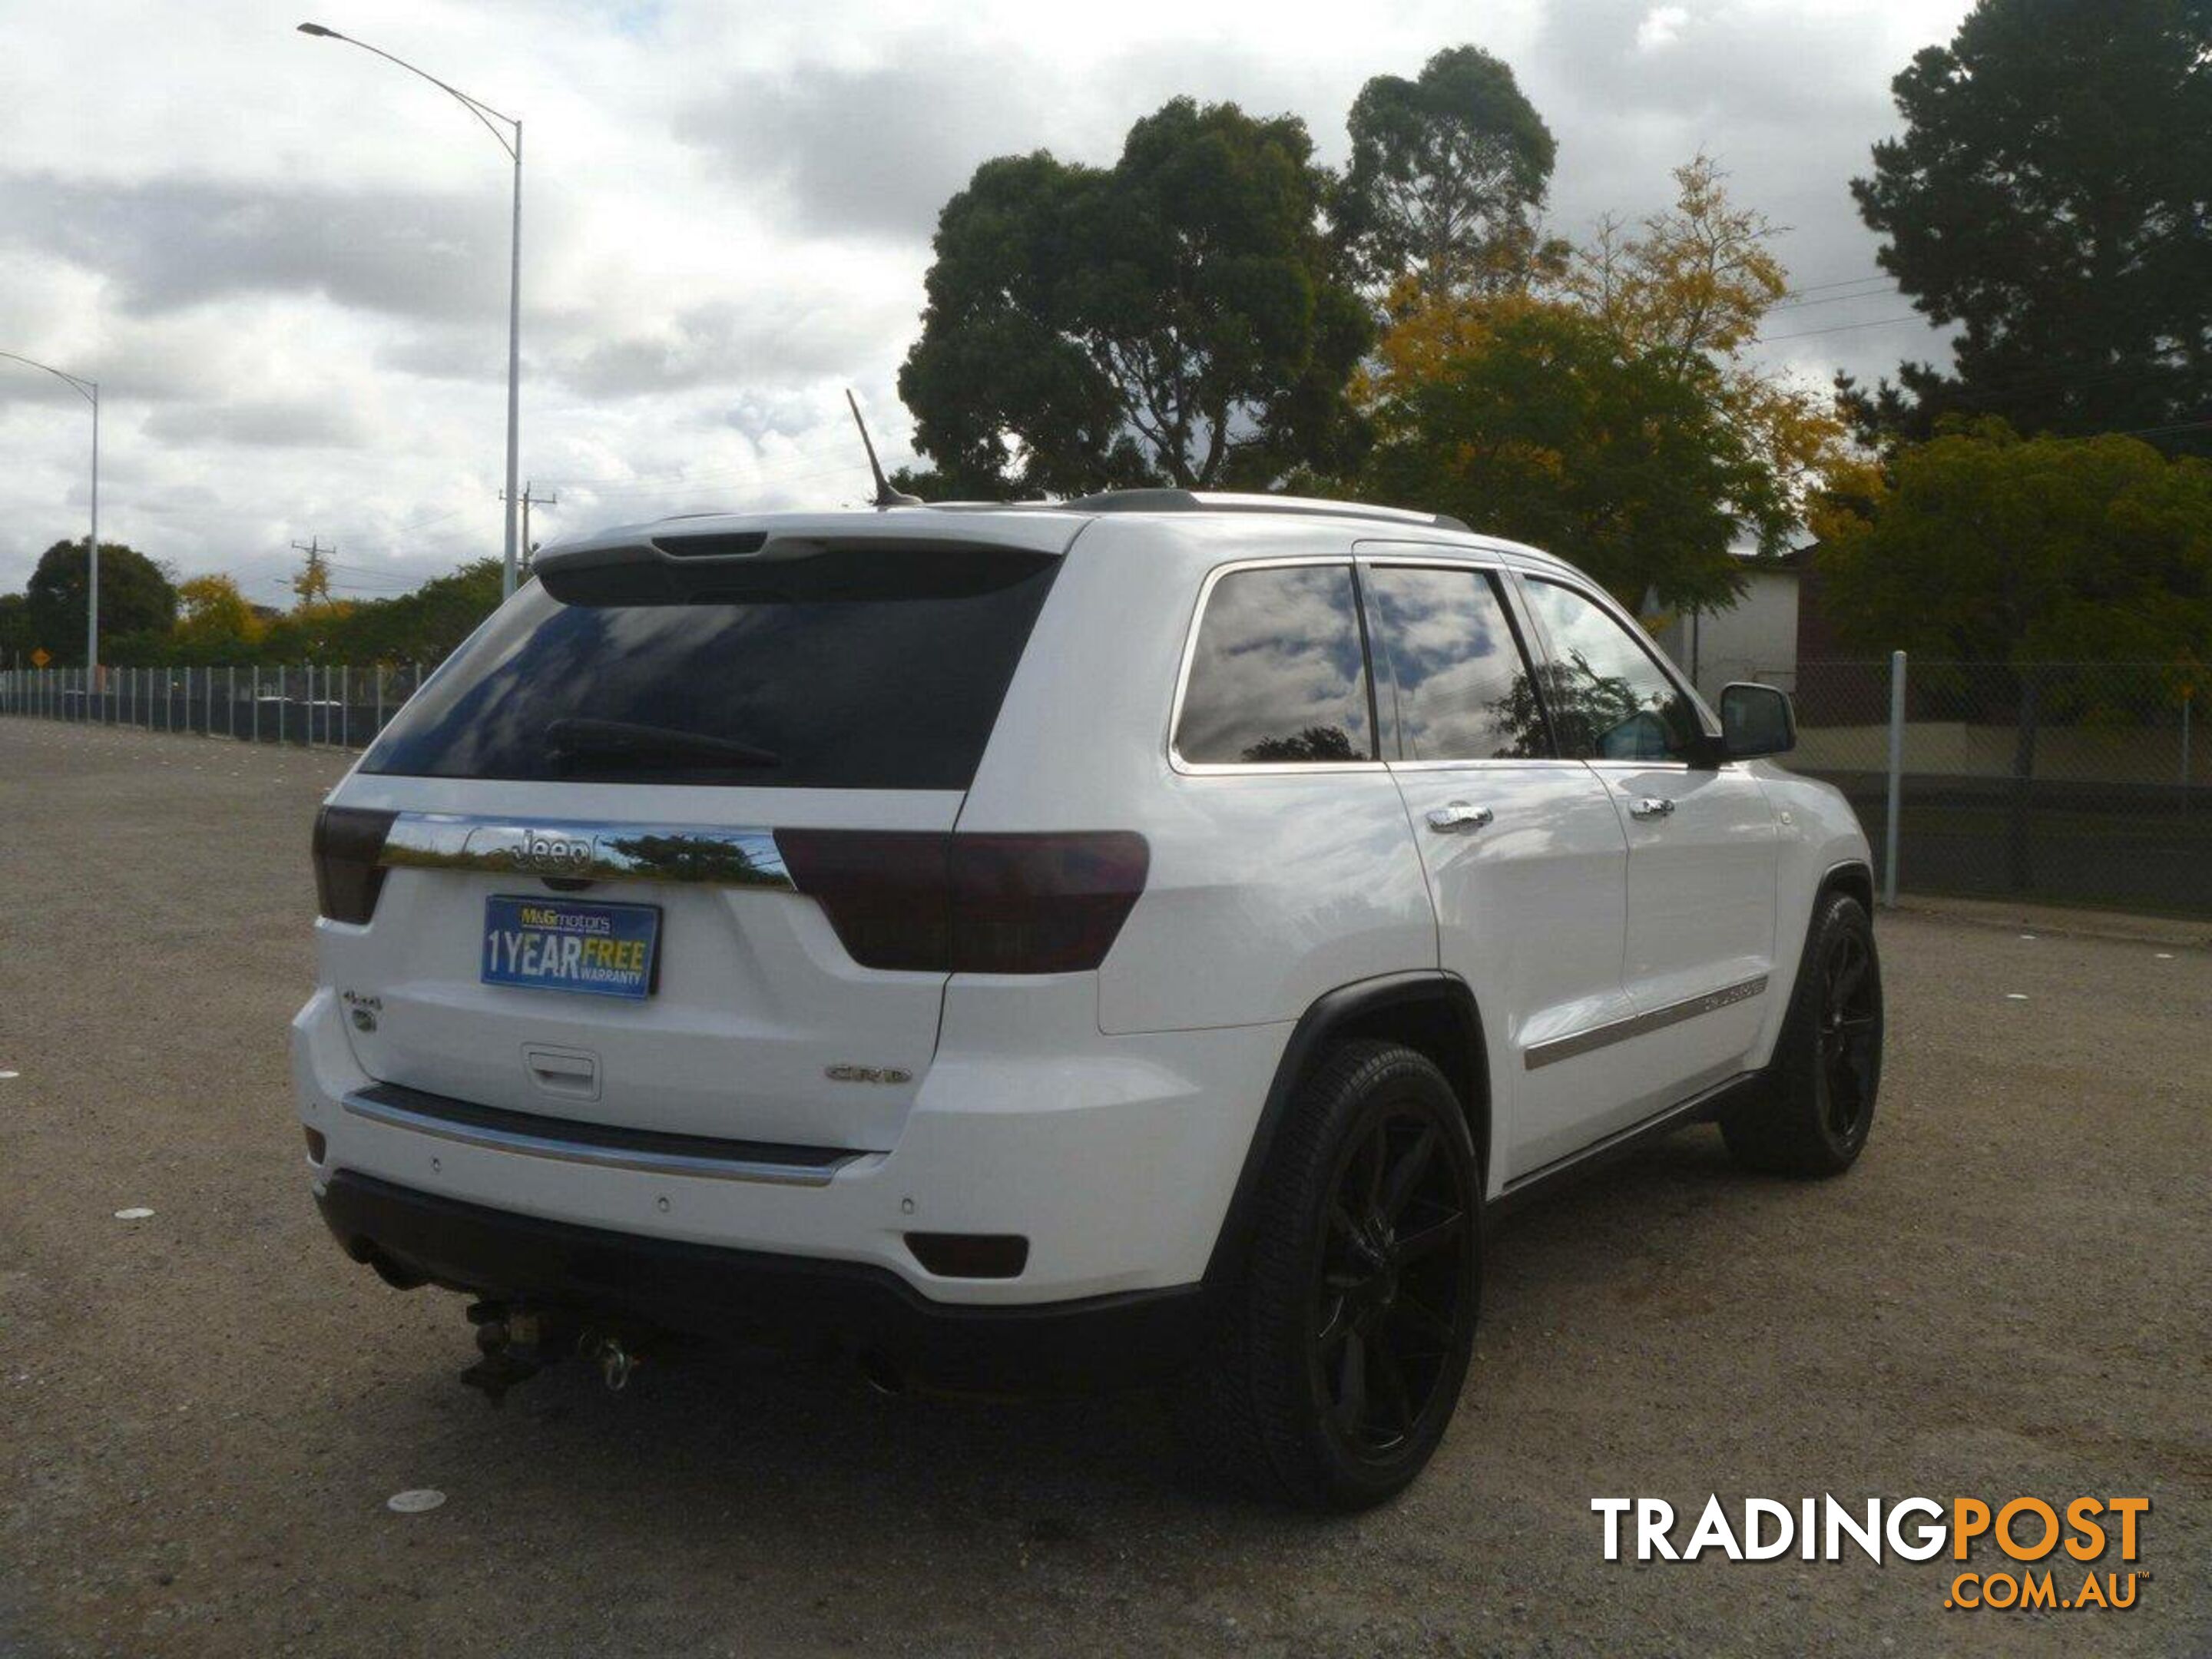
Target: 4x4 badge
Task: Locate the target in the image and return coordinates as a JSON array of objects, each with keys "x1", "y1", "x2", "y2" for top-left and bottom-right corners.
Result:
[{"x1": 824, "y1": 1064, "x2": 912, "y2": 1086}]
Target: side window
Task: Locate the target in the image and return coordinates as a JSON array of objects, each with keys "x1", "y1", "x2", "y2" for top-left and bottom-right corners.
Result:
[
  {"x1": 1522, "y1": 578, "x2": 1703, "y2": 763},
  {"x1": 1366, "y1": 566, "x2": 1551, "y2": 760},
  {"x1": 1175, "y1": 564, "x2": 1376, "y2": 765}
]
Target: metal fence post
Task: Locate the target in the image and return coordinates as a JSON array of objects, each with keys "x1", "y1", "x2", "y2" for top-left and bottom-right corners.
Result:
[
  {"x1": 374, "y1": 664, "x2": 383, "y2": 736},
  {"x1": 2181, "y1": 689, "x2": 2193, "y2": 810},
  {"x1": 341, "y1": 664, "x2": 349, "y2": 749},
  {"x1": 252, "y1": 666, "x2": 260, "y2": 743},
  {"x1": 1883, "y1": 649, "x2": 1906, "y2": 909},
  {"x1": 167, "y1": 668, "x2": 175, "y2": 733}
]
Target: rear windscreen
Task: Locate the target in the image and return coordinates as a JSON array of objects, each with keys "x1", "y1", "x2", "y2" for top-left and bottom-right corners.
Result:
[{"x1": 359, "y1": 547, "x2": 1059, "y2": 789}]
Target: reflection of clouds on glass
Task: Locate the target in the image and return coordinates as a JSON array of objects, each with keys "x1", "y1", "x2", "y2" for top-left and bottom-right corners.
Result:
[
  {"x1": 1177, "y1": 566, "x2": 1373, "y2": 765},
  {"x1": 364, "y1": 571, "x2": 1051, "y2": 788},
  {"x1": 1370, "y1": 568, "x2": 1545, "y2": 761},
  {"x1": 1523, "y1": 581, "x2": 1698, "y2": 763}
]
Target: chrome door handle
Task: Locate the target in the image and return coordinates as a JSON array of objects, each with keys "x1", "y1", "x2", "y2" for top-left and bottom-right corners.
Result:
[
  {"x1": 1629, "y1": 796, "x2": 1676, "y2": 820},
  {"x1": 1426, "y1": 802, "x2": 1494, "y2": 833}
]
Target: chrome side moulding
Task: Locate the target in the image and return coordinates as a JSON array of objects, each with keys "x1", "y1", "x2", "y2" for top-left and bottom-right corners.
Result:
[
  {"x1": 1524, "y1": 974, "x2": 1769, "y2": 1071},
  {"x1": 378, "y1": 813, "x2": 793, "y2": 889}
]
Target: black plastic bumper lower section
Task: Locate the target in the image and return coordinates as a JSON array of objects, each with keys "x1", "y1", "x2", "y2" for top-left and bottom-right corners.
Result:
[{"x1": 315, "y1": 1171, "x2": 1210, "y2": 1395}]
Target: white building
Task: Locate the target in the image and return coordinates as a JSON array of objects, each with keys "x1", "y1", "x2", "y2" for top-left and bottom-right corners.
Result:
[{"x1": 1645, "y1": 551, "x2": 1805, "y2": 699}]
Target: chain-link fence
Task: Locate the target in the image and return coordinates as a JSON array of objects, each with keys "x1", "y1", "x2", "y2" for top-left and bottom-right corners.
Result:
[
  {"x1": 0, "y1": 663, "x2": 433, "y2": 749},
  {"x1": 1772, "y1": 659, "x2": 2209, "y2": 917}
]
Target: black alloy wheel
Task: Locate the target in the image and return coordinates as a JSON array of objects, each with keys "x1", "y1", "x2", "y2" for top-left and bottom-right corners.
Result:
[
  {"x1": 1816, "y1": 925, "x2": 1881, "y2": 1144},
  {"x1": 1311, "y1": 1104, "x2": 1472, "y2": 1462},
  {"x1": 1722, "y1": 891, "x2": 1883, "y2": 1177},
  {"x1": 1176, "y1": 1040, "x2": 1482, "y2": 1511}
]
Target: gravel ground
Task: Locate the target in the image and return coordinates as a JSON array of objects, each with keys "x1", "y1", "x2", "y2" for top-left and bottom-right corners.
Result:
[{"x1": 2, "y1": 718, "x2": 2207, "y2": 1658}]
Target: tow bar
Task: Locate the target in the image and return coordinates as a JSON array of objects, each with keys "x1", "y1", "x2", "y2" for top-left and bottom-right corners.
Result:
[{"x1": 459, "y1": 1301, "x2": 654, "y2": 1406}]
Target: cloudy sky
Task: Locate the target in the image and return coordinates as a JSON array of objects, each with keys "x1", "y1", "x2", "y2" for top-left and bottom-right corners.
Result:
[{"x1": 0, "y1": 0, "x2": 1973, "y2": 601}]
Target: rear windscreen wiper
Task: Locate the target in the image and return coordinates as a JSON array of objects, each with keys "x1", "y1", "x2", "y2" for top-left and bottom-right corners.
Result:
[{"x1": 545, "y1": 717, "x2": 780, "y2": 769}]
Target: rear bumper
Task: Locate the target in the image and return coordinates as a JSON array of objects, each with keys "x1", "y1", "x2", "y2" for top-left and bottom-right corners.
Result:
[
  {"x1": 293, "y1": 982, "x2": 1290, "y2": 1307},
  {"x1": 316, "y1": 1169, "x2": 1210, "y2": 1392}
]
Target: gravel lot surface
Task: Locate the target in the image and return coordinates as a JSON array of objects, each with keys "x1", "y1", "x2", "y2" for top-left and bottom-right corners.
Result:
[{"x1": 2, "y1": 719, "x2": 2206, "y2": 1657}]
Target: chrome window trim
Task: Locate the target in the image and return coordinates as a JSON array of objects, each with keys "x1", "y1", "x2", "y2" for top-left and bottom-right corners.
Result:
[
  {"x1": 378, "y1": 812, "x2": 794, "y2": 890},
  {"x1": 1387, "y1": 757, "x2": 1591, "y2": 773},
  {"x1": 341, "y1": 1088, "x2": 859, "y2": 1187},
  {"x1": 1165, "y1": 555, "x2": 1390, "y2": 778},
  {"x1": 1523, "y1": 972, "x2": 1769, "y2": 1070}
]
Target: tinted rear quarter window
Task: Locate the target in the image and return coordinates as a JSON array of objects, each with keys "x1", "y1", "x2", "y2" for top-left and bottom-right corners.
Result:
[
  {"x1": 361, "y1": 548, "x2": 1058, "y2": 789},
  {"x1": 1174, "y1": 564, "x2": 1376, "y2": 765}
]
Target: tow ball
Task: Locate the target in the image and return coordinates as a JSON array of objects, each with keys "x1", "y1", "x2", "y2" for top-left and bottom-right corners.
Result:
[{"x1": 459, "y1": 1301, "x2": 651, "y2": 1405}]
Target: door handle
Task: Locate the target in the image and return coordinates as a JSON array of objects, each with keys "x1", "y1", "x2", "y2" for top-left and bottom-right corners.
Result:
[
  {"x1": 1426, "y1": 802, "x2": 1494, "y2": 833},
  {"x1": 1628, "y1": 796, "x2": 1676, "y2": 820}
]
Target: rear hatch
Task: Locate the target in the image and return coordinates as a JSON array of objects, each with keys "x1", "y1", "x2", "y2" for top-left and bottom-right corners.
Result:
[{"x1": 315, "y1": 516, "x2": 1081, "y2": 1151}]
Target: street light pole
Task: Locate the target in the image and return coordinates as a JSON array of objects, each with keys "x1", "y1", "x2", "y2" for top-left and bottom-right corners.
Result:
[
  {"x1": 296, "y1": 22, "x2": 523, "y2": 598},
  {"x1": 1, "y1": 349, "x2": 101, "y2": 674},
  {"x1": 505, "y1": 117, "x2": 522, "y2": 598}
]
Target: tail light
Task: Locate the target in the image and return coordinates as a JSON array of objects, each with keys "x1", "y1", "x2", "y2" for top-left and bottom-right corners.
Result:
[
  {"x1": 777, "y1": 830, "x2": 1148, "y2": 974},
  {"x1": 313, "y1": 806, "x2": 398, "y2": 924}
]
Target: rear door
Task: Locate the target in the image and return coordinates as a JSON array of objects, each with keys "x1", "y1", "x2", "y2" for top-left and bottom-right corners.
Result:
[
  {"x1": 1515, "y1": 574, "x2": 1780, "y2": 1102},
  {"x1": 320, "y1": 531, "x2": 1068, "y2": 1152},
  {"x1": 1354, "y1": 548, "x2": 1637, "y2": 1185}
]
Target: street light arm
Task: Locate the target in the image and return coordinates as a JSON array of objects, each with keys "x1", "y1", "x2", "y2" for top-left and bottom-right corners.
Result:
[
  {"x1": 295, "y1": 23, "x2": 518, "y2": 157},
  {"x1": 0, "y1": 349, "x2": 97, "y2": 406},
  {"x1": 296, "y1": 18, "x2": 525, "y2": 602}
]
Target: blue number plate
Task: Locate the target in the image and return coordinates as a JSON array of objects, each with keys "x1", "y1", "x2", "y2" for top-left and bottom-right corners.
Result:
[{"x1": 482, "y1": 895, "x2": 661, "y2": 1001}]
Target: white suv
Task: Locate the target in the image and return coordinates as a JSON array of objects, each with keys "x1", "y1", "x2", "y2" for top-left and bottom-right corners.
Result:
[{"x1": 295, "y1": 491, "x2": 1882, "y2": 1509}]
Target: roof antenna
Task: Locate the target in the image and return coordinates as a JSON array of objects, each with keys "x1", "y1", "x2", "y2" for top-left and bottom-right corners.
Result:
[{"x1": 846, "y1": 389, "x2": 922, "y2": 508}]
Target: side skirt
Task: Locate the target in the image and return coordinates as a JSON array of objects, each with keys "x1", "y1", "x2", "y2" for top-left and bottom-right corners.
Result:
[{"x1": 1482, "y1": 1069, "x2": 1767, "y2": 1225}]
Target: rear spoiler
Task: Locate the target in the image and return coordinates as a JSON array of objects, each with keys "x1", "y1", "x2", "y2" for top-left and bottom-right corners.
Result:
[
  {"x1": 534, "y1": 511, "x2": 1088, "y2": 581},
  {"x1": 532, "y1": 514, "x2": 1086, "y2": 605}
]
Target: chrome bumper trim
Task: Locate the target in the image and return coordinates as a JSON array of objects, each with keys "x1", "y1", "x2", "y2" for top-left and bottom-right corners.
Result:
[
  {"x1": 341, "y1": 1087, "x2": 856, "y2": 1187},
  {"x1": 1524, "y1": 974, "x2": 1769, "y2": 1071}
]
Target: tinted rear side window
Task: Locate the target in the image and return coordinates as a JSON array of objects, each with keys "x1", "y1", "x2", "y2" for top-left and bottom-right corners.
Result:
[
  {"x1": 1174, "y1": 564, "x2": 1376, "y2": 765},
  {"x1": 361, "y1": 548, "x2": 1058, "y2": 789},
  {"x1": 1366, "y1": 565, "x2": 1551, "y2": 760}
]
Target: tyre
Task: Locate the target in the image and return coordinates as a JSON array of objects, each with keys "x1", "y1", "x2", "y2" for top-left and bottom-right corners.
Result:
[
  {"x1": 1177, "y1": 1040, "x2": 1481, "y2": 1511},
  {"x1": 1721, "y1": 891, "x2": 1883, "y2": 1177}
]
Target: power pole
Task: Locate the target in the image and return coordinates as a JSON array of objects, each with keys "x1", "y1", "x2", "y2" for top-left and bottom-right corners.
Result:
[
  {"x1": 499, "y1": 480, "x2": 558, "y2": 576},
  {"x1": 290, "y1": 537, "x2": 335, "y2": 607}
]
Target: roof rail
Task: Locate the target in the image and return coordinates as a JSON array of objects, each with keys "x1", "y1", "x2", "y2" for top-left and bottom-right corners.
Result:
[{"x1": 1061, "y1": 488, "x2": 1471, "y2": 535}]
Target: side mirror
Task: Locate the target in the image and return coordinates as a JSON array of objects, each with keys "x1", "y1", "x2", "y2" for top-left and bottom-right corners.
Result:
[{"x1": 1718, "y1": 682, "x2": 1796, "y2": 759}]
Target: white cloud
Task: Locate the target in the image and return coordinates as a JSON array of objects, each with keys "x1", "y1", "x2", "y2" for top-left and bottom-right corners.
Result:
[
  {"x1": 0, "y1": 0, "x2": 1970, "y2": 594},
  {"x1": 1636, "y1": 5, "x2": 1691, "y2": 49}
]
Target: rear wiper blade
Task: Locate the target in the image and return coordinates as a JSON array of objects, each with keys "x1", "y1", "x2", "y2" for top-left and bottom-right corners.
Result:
[{"x1": 545, "y1": 717, "x2": 780, "y2": 768}]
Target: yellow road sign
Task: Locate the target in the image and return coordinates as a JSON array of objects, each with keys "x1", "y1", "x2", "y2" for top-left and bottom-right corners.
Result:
[{"x1": 29, "y1": 647, "x2": 50, "y2": 668}]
